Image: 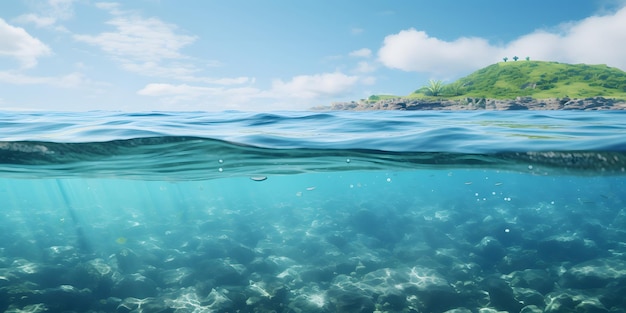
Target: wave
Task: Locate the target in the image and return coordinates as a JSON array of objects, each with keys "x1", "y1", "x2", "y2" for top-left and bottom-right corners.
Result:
[
  {"x1": 2, "y1": 110, "x2": 626, "y2": 179},
  {"x1": 1, "y1": 137, "x2": 624, "y2": 180},
  {"x1": 2, "y1": 110, "x2": 626, "y2": 152}
]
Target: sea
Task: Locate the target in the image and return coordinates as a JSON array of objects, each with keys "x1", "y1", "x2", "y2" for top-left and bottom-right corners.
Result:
[{"x1": 1, "y1": 110, "x2": 625, "y2": 313}]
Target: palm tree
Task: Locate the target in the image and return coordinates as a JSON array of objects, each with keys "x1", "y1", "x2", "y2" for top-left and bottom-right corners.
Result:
[
  {"x1": 503, "y1": 57, "x2": 508, "y2": 62},
  {"x1": 513, "y1": 56, "x2": 519, "y2": 61},
  {"x1": 424, "y1": 79, "x2": 445, "y2": 96}
]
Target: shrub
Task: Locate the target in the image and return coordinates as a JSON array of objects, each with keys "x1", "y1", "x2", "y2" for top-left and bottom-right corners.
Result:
[{"x1": 424, "y1": 79, "x2": 445, "y2": 96}]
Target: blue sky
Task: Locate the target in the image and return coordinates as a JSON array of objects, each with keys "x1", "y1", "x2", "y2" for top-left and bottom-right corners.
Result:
[{"x1": 1, "y1": 0, "x2": 626, "y2": 111}]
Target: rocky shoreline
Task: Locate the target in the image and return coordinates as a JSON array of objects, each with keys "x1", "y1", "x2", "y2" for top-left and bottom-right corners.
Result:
[{"x1": 316, "y1": 96, "x2": 626, "y2": 111}]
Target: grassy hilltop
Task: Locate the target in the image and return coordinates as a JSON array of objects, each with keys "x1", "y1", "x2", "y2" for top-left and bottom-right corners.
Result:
[{"x1": 370, "y1": 61, "x2": 626, "y2": 101}]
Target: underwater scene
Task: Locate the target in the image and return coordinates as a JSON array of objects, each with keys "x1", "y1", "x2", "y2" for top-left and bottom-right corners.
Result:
[{"x1": 1, "y1": 111, "x2": 626, "y2": 313}]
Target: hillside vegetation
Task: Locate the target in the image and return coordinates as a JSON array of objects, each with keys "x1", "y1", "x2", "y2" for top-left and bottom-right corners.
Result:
[{"x1": 372, "y1": 61, "x2": 626, "y2": 101}]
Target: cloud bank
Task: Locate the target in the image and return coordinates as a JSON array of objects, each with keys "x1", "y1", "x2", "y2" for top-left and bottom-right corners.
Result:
[
  {"x1": 378, "y1": 5, "x2": 626, "y2": 77},
  {"x1": 14, "y1": 0, "x2": 76, "y2": 31},
  {"x1": 138, "y1": 72, "x2": 363, "y2": 110},
  {"x1": 0, "y1": 18, "x2": 51, "y2": 68},
  {"x1": 73, "y1": 7, "x2": 197, "y2": 77}
]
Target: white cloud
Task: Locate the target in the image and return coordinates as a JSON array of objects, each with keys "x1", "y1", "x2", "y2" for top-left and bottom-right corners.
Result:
[
  {"x1": 120, "y1": 61, "x2": 199, "y2": 78},
  {"x1": 95, "y1": 2, "x2": 123, "y2": 13},
  {"x1": 378, "y1": 29, "x2": 496, "y2": 77},
  {"x1": 137, "y1": 72, "x2": 365, "y2": 110},
  {"x1": 355, "y1": 61, "x2": 377, "y2": 73},
  {"x1": 14, "y1": 14, "x2": 56, "y2": 28},
  {"x1": 74, "y1": 3, "x2": 246, "y2": 86},
  {"x1": 378, "y1": 5, "x2": 626, "y2": 77},
  {"x1": 209, "y1": 77, "x2": 254, "y2": 85},
  {"x1": 74, "y1": 16, "x2": 196, "y2": 63},
  {"x1": 138, "y1": 83, "x2": 258, "y2": 98},
  {"x1": 137, "y1": 83, "x2": 215, "y2": 97},
  {"x1": 137, "y1": 83, "x2": 265, "y2": 110},
  {"x1": 47, "y1": 0, "x2": 76, "y2": 20},
  {"x1": 14, "y1": 0, "x2": 76, "y2": 31},
  {"x1": 0, "y1": 71, "x2": 92, "y2": 88},
  {"x1": 349, "y1": 48, "x2": 372, "y2": 58},
  {"x1": 74, "y1": 3, "x2": 203, "y2": 82},
  {"x1": 351, "y1": 27, "x2": 364, "y2": 35},
  {"x1": 270, "y1": 72, "x2": 360, "y2": 99},
  {"x1": 0, "y1": 18, "x2": 51, "y2": 68}
]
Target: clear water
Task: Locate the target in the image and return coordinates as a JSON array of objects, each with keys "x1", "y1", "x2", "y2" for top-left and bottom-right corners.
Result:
[{"x1": 1, "y1": 111, "x2": 625, "y2": 312}]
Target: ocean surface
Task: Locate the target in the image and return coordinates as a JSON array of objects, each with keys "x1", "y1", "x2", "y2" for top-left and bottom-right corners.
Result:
[{"x1": 1, "y1": 110, "x2": 625, "y2": 313}]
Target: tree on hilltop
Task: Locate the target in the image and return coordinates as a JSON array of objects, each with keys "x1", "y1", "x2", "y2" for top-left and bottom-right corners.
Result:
[
  {"x1": 503, "y1": 57, "x2": 508, "y2": 62},
  {"x1": 513, "y1": 56, "x2": 519, "y2": 61}
]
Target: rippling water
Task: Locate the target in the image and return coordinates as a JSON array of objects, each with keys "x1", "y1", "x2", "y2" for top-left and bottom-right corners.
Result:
[
  {"x1": 2, "y1": 111, "x2": 625, "y2": 179},
  {"x1": 1, "y1": 110, "x2": 625, "y2": 312}
]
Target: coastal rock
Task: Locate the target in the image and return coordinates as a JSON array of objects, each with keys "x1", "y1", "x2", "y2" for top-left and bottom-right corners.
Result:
[
  {"x1": 537, "y1": 233, "x2": 600, "y2": 262},
  {"x1": 544, "y1": 290, "x2": 608, "y2": 313},
  {"x1": 194, "y1": 259, "x2": 247, "y2": 286},
  {"x1": 115, "y1": 248, "x2": 142, "y2": 274},
  {"x1": 512, "y1": 287, "x2": 545, "y2": 308},
  {"x1": 159, "y1": 267, "x2": 194, "y2": 287},
  {"x1": 111, "y1": 274, "x2": 158, "y2": 298},
  {"x1": 507, "y1": 269, "x2": 555, "y2": 295},
  {"x1": 506, "y1": 103, "x2": 529, "y2": 110},
  {"x1": 443, "y1": 308, "x2": 474, "y2": 313},
  {"x1": 561, "y1": 258, "x2": 626, "y2": 289},
  {"x1": 2, "y1": 285, "x2": 93, "y2": 313},
  {"x1": 320, "y1": 96, "x2": 626, "y2": 111},
  {"x1": 116, "y1": 297, "x2": 169, "y2": 313},
  {"x1": 520, "y1": 305, "x2": 544, "y2": 313},
  {"x1": 474, "y1": 236, "x2": 506, "y2": 265},
  {"x1": 287, "y1": 285, "x2": 328, "y2": 312},
  {"x1": 327, "y1": 266, "x2": 458, "y2": 312},
  {"x1": 35, "y1": 285, "x2": 93, "y2": 312},
  {"x1": 481, "y1": 276, "x2": 524, "y2": 313},
  {"x1": 68, "y1": 258, "x2": 115, "y2": 296},
  {"x1": 327, "y1": 282, "x2": 375, "y2": 313}
]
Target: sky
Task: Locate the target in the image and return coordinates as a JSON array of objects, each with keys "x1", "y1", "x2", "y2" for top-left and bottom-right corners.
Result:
[{"x1": 1, "y1": 0, "x2": 626, "y2": 111}]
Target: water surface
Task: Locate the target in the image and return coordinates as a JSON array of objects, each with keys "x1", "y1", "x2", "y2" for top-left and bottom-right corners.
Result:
[{"x1": 1, "y1": 110, "x2": 625, "y2": 312}]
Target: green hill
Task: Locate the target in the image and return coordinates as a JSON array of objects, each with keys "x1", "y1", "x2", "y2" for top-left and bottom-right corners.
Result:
[{"x1": 384, "y1": 61, "x2": 626, "y2": 101}]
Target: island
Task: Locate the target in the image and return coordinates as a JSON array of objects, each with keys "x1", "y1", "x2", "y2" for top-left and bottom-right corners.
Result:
[{"x1": 314, "y1": 61, "x2": 626, "y2": 111}]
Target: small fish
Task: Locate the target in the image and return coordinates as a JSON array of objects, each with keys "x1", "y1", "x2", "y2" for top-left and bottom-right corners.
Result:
[
  {"x1": 464, "y1": 182, "x2": 473, "y2": 185},
  {"x1": 494, "y1": 182, "x2": 503, "y2": 186},
  {"x1": 250, "y1": 176, "x2": 267, "y2": 181},
  {"x1": 306, "y1": 186, "x2": 316, "y2": 191}
]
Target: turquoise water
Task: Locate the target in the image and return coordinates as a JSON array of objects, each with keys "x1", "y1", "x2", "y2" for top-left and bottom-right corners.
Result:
[{"x1": 1, "y1": 111, "x2": 626, "y2": 312}]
